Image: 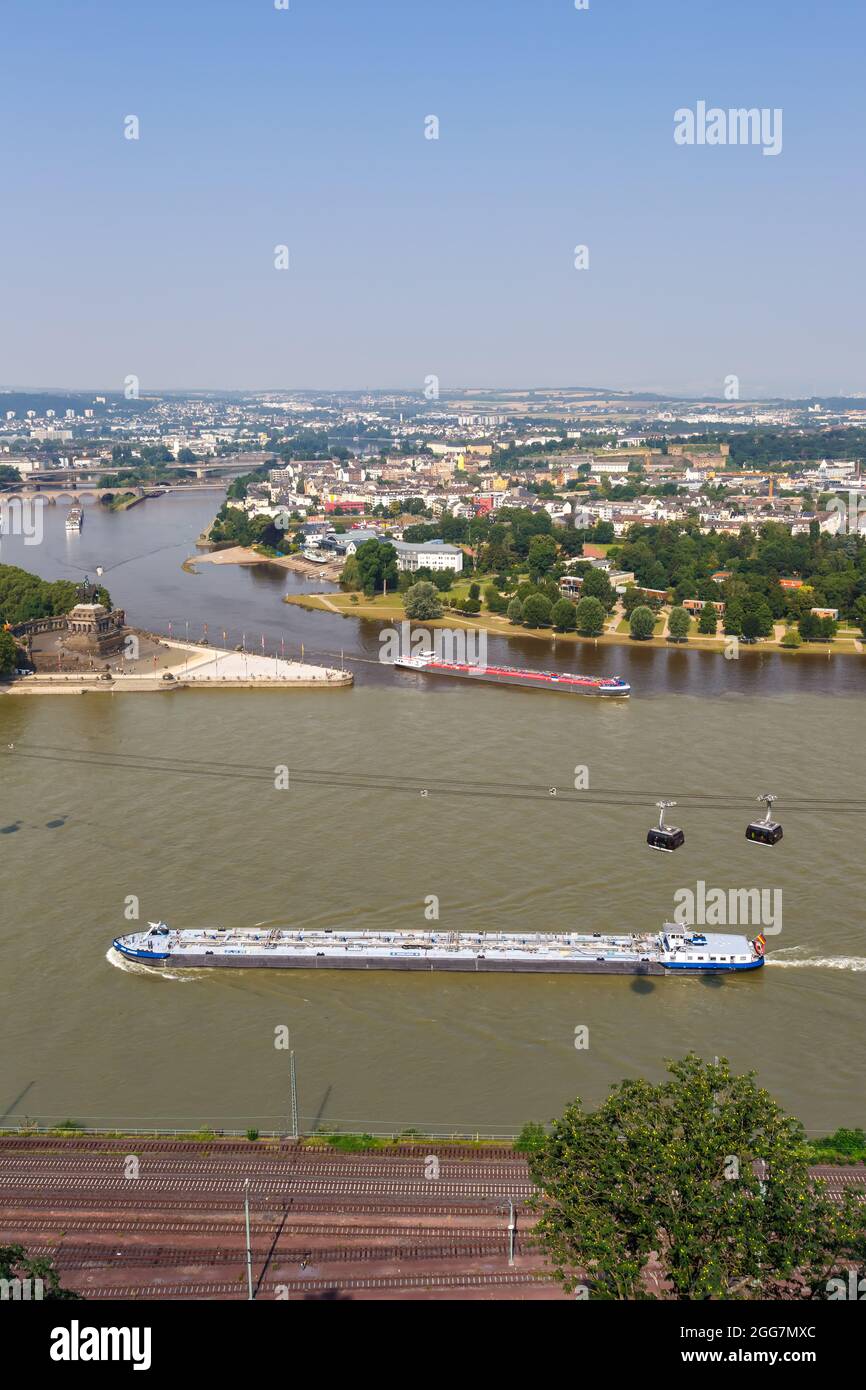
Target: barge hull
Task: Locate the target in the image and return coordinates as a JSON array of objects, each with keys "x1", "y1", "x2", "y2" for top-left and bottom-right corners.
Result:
[
  {"x1": 405, "y1": 666, "x2": 627, "y2": 696},
  {"x1": 152, "y1": 953, "x2": 667, "y2": 974}
]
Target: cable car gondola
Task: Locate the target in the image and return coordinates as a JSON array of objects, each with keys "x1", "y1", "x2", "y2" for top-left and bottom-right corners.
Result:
[
  {"x1": 647, "y1": 800, "x2": 685, "y2": 852},
  {"x1": 746, "y1": 793, "x2": 783, "y2": 846}
]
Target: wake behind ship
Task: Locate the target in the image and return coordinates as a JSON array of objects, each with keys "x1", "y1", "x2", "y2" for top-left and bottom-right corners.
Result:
[
  {"x1": 113, "y1": 924, "x2": 765, "y2": 975},
  {"x1": 392, "y1": 650, "x2": 630, "y2": 696}
]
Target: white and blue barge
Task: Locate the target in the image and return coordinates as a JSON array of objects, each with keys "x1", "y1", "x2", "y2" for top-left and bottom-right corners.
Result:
[{"x1": 112, "y1": 924, "x2": 765, "y2": 976}]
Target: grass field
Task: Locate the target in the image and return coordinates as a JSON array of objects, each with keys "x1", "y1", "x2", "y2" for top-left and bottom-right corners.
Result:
[{"x1": 284, "y1": 590, "x2": 865, "y2": 658}]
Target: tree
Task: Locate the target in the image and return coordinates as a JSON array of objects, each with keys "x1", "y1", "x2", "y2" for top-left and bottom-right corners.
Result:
[
  {"x1": 780, "y1": 627, "x2": 802, "y2": 648},
  {"x1": 507, "y1": 597, "x2": 524, "y2": 624},
  {"x1": 529, "y1": 1055, "x2": 866, "y2": 1300},
  {"x1": 551, "y1": 597, "x2": 577, "y2": 631},
  {"x1": 574, "y1": 595, "x2": 606, "y2": 636},
  {"x1": 698, "y1": 602, "x2": 718, "y2": 635},
  {"x1": 581, "y1": 567, "x2": 615, "y2": 612},
  {"x1": 629, "y1": 605, "x2": 655, "y2": 640},
  {"x1": 853, "y1": 595, "x2": 866, "y2": 638},
  {"x1": 527, "y1": 533, "x2": 558, "y2": 580},
  {"x1": 484, "y1": 584, "x2": 508, "y2": 614},
  {"x1": 0, "y1": 464, "x2": 22, "y2": 489},
  {"x1": 522, "y1": 593, "x2": 553, "y2": 628},
  {"x1": 339, "y1": 555, "x2": 361, "y2": 591},
  {"x1": 667, "y1": 605, "x2": 690, "y2": 642},
  {"x1": 354, "y1": 539, "x2": 398, "y2": 596},
  {"x1": 0, "y1": 629, "x2": 19, "y2": 675},
  {"x1": 403, "y1": 581, "x2": 443, "y2": 620},
  {"x1": 0, "y1": 1244, "x2": 82, "y2": 1300}
]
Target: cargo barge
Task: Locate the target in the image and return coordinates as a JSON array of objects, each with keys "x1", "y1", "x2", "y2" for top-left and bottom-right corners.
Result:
[
  {"x1": 112, "y1": 924, "x2": 765, "y2": 975},
  {"x1": 392, "y1": 650, "x2": 630, "y2": 696}
]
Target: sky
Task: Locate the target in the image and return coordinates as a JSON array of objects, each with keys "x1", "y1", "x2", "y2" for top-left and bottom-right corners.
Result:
[{"x1": 1, "y1": 0, "x2": 863, "y2": 397}]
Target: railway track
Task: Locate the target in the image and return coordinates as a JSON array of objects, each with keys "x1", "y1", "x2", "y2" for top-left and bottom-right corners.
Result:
[
  {"x1": 0, "y1": 1139, "x2": 520, "y2": 1160},
  {"x1": 25, "y1": 1238, "x2": 538, "y2": 1269},
  {"x1": 85, "y1": 1271, "x2": 551, "y2": 1298},
  {"x1": 0, "y1": 1156, "x2": 529, "y2": 1181},
  {"x1": 0, "y1": 1177, "x2": 534, "y2": 1202},
  {"x1": 0, "y1": 1219, "x2": 523, "y2": 1239},
  {"x1": 0, "y1": 1195, "x2": 532, "y2": 1217}
]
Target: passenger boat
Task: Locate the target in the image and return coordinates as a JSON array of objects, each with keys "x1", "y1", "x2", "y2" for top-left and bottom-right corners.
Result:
[
  {"x1": 392, "y1": 650, "x2": 630, "y2": 696},
  {"x1": 112, "y1": 924, "x2": 765, "y2": 975},
  {"x1": 65, "y1": 506, "x2": 83, "y2": 532}
]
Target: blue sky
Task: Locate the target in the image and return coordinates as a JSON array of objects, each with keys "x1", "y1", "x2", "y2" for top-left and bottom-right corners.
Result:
[{"x1": 1, "y1": 0, "x2": 863, "y2": 395}]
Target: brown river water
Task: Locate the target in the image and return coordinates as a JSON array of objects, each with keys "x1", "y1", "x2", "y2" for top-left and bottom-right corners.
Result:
[{"x1": 1, "y1": 494, "x2": 864, "y2": 1135}]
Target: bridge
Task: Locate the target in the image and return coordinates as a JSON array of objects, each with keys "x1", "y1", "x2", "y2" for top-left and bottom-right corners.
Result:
[{"x1": 7, "y1": 485, "x2": 154, "y2": 504}]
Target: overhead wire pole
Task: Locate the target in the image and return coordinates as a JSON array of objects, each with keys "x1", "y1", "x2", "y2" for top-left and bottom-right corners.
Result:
[
  {"x1": 244, "y1": 1177, "x2": 254, "y2": 1300},
  {"x1": 290, "y1": 1048, "x2": 299, "y2": 1141}
]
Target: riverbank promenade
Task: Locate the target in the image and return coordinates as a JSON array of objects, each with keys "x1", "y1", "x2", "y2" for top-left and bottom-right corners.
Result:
[{"x1": 2, "y1": 637, "x2": 352, "y2": 695}]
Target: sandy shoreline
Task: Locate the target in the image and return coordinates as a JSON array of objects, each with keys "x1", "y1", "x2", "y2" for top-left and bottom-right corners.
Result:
[{"x1": 190, "y1": 545, "x2": 342, "y2": 581}]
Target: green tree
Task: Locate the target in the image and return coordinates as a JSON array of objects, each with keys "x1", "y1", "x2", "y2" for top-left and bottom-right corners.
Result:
[
  {"x1": 0, "y1": 1244, "x2": 82, "y2": 1300},
  {"x1": 484, "y1": 584, "x2": 508, "y2": 614},
  {"x1": 403, "y1": 581, "x2": 443, "y2": 620},
  {"x1": 0, "y1": 629, "x2": 20, "y2": 675},
  {"x1": 507, "y1": 597, "x2": 524, "y2": 624},
  {"x1": 853, "y1": 595, "x2": 866, "y2": 638},
  {"x1": 339, "y1": 555, "x2": 361, "y2": 591},
  {"x1": 529, "y1": 1055, "x2": 866, "y2": 1300},
  {"x1": 629, "y1": 605, "x2": 655, "y2": 640},
  {"x1": 522, "y1": 593, "x2": 553, "y2": 628},
  {"x1": 698, "y1": 603, "x2": 718, "y2": 635},
  {"x1": 354, "y1": 539, "x2": 398, "y2": 596},
  {"x1": 551, "y1": 597, "x2": 577, "y2": 631},
  {"x1": 527, "y1": 533, "x2": 558, "y2": 580},
  {"x1": 574, "y1": 595, "x2": 606, "y2": 636},
  {"x1": 667, "y1": 605, "x2": 690, "y2": 642},
  {"x1": 581, "y1": 567, "x2": 615, "y2": 612}
]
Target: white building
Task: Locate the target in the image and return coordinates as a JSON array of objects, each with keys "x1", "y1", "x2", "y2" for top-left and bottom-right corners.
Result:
[{"x1": 393, "y1": 539, "x2": 463, "y2": 574}]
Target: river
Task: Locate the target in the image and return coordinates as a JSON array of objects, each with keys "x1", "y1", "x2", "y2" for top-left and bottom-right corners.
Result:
[{"x1": 1, "y1": 492, "x2": 864, "y2": 1135}]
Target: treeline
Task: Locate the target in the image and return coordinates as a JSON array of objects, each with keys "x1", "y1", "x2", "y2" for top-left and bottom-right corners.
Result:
[
  {"x1": 612, "y1": 521, "x2": 866, "y2": 627},
  {"x1": 208, "y1": 503, "x2": 294, "y2": 553},
  {"x1": 0, "y1": 564, "x2": 111, "y2": 626},
  {"x1": 99, "y1": 443, "x2": 194, "y2": 487}
]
